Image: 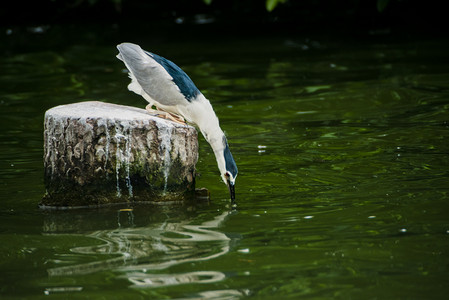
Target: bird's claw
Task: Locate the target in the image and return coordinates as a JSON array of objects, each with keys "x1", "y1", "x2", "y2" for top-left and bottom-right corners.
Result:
[{"x1": 145, "y1": 104, "x2": 186, "y2": 125}]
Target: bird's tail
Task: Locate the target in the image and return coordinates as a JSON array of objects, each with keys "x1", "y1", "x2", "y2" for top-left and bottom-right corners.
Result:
[
  {"x1": 116, "y1": 42, "x2": 147, "y2": 62},
  {"x1": 116, "y1": 43, "x2": 149, "y2": 99}
]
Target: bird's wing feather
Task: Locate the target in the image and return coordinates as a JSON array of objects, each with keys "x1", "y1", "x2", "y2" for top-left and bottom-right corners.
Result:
[
  {"x1": 148, "y1": 52, "x2": 200, "y2": 102},
  {"x1": 117, "y1": 43, "x2": 189, "y2": 107}
]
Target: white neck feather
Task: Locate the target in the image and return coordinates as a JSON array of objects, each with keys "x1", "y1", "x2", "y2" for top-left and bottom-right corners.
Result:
[{"x1": 180, "y1": 94, "x2": 227, "y2": 179}]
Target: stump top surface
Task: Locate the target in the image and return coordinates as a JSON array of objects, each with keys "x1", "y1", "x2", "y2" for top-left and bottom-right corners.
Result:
[{"x1": 45, "y1": 101, "x2": 191, "y2": 128}]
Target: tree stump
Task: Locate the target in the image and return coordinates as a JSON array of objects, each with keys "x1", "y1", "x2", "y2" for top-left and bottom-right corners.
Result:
[{"x1": 41, "y1": 101, "x2": 198, "y2": 208}]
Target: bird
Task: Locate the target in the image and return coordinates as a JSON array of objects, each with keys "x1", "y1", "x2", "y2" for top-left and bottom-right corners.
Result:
[{"x1": 116, "y1": 42, "x2": 238, "y2": 205}]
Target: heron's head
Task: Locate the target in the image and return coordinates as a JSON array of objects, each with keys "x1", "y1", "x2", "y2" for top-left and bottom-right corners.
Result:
[{"x1": 217, "y1": 137, "x2": 238, "y2": 204}]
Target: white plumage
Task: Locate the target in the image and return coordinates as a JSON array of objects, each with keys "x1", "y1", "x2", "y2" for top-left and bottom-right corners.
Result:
[{"x1": 117, "y1": 43, "x2": 238, "y2": 204}]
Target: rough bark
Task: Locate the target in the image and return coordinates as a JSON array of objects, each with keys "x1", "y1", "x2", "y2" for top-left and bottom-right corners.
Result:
[{"x1": 42, "y1": 101, "x2": 198, "y2": 207}]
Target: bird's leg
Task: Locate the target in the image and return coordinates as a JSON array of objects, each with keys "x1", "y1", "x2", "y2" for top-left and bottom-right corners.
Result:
[
  {"x1": 163, "y1": 112, "x2": 186, "y2": 125},
  {"x1": 158, "y1": 110, "x2": 186, "y2": 125},
  {"x1": 145, "y1": 104, "x2": 186, "y2": 125}
]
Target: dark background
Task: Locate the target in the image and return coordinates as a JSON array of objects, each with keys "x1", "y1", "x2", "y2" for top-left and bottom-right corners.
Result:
[{"x1": 2, "y1": 0, "x2": 448, "y2": 34}]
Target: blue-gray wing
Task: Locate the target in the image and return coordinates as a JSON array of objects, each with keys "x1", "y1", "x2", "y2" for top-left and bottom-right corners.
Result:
[{"x1": 116, "y1": 43, "x2": 199, "y2": 106}]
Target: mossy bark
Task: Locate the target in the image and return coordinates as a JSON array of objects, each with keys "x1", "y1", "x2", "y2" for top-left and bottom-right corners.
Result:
[{"x1": 42, "y1": 101, "x2": 198, "y2": 208}]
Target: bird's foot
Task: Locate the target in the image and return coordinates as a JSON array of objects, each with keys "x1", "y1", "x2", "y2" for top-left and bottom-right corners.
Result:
[
  {"x1": 145, "y1": 104, "x2": 186, "y2": 125},
  {"x1": 163, "y1": 113, "x2": 186, "y2": 125}
]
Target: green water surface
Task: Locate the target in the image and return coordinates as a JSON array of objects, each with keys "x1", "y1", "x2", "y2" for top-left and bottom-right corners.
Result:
[{"x1": 0, "y1": 26, "x2": 448, "y2": 299}]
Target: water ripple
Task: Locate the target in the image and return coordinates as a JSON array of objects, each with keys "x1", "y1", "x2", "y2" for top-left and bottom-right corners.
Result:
[{"x1": 47, "y1": 211, "x2": 235, "y2": 289}]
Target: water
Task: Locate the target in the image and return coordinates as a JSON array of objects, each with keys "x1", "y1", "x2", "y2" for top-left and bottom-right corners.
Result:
[{"x1": 1, "y1": 25, "x2": 449, "y2": 298}]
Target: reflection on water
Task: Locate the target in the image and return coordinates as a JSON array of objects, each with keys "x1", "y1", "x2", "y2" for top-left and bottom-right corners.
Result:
[
  {"x1": 127, "y1": 271, "x2": 225, "y2": 288},
  {"x1": 45, "y1": 209, "x2": 237, "y2": 290}
]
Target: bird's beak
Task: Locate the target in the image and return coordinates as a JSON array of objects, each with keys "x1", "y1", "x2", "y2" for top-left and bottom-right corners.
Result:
[{"x1": 227, "y1": 180, "x2": 236, "y2": 205}]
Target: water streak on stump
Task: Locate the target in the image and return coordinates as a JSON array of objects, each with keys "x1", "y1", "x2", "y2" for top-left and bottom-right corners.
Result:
[{"x1": 42, "y1": 101, "x2": 198, "y2": 207}]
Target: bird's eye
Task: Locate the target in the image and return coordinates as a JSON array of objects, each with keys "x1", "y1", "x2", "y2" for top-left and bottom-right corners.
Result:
[{"x1": 224, "y1": 172, "x2": 230, "y2": 179}]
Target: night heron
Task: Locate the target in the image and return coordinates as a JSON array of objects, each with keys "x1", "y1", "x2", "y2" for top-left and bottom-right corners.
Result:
[{"x1": 116, "y1": 42, "x2": 238, "y2": 204}]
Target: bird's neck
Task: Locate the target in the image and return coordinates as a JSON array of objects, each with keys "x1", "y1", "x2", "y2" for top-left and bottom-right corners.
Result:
[
  {"x1": 203, "y1": 123, "x2": 227, "y2": 182},
  {"x1": 189, "y1": 94, "x2": 225, "y2": 153},
  {"x1": 200, "y1": 116, "x2": 225, "y2": 155},
  {"x1": 191, "y1": 95, "x2": 227, "y2": 178}
]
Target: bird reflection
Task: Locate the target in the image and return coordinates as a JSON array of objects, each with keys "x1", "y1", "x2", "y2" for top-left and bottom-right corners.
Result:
[{"x1": 46, "y1": 208, "x2": 237, "y2": 290}]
